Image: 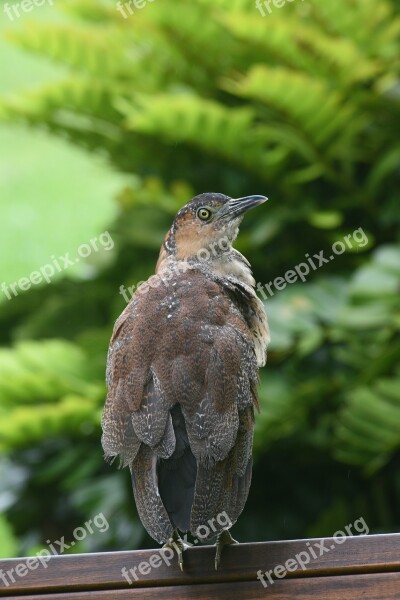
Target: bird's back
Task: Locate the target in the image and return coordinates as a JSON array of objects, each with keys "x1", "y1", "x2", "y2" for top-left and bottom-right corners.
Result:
[{"x1": 102, "y1": 265, "x2": 261, "y2": 542}]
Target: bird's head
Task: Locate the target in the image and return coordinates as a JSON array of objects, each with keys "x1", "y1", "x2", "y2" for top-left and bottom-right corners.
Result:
[{"x1": 157, "y1": 192, "x2": 267, "y2": 267}]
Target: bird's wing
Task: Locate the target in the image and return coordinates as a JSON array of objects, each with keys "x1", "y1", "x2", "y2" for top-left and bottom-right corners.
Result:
[
  {"x1": 102, "y1": 280, "x2": 177, "y2": 465},
  {"x1": 190, "y1": 405, "x2": 255, "y2": 538},
  {"x1": 185, "y1": 326, "x2": 259, "y2": 535},
  {"x1": 101, "y1": 279, "x2": 178, "y2": 543}
]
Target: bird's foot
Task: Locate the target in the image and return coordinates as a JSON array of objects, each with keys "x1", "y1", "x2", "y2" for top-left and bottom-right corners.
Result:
[
  {"x1": 214, "y1": 529, "x2": 238, "y2": 570},
  {"x1": 162, "y1": 529, "x2": 192, "y2": 571}
]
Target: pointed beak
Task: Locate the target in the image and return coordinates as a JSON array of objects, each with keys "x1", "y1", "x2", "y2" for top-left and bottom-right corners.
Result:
[{"x1": 216, "y1": 195, "x2": 268, "y2": 221}]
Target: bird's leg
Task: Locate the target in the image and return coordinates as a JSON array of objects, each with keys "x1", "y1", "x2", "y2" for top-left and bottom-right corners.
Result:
[
  {"x1": 162, "y1": 529, "x2": 192, "y2": 571},
  {"x1": 214, "y1": 529, "x2": 238, "y2": 570}
]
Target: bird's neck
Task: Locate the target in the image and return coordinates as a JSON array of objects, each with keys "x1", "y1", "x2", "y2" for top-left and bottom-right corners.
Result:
[
  {"x1": 156, "y1": 247, "x2": 256, "y2": 290},
  {"x1": 205, "y1": 249, "x2": 256, "y2": 289}
]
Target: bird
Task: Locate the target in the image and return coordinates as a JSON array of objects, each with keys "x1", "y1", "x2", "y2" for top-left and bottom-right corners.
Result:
[{"x1": 101, "y1": 192, "x2": 270, "y2": 570}]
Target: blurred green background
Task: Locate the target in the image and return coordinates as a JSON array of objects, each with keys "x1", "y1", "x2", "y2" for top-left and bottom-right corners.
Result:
[{"x1": 0, "y1": 0, "x2": 399, "y2": 557}]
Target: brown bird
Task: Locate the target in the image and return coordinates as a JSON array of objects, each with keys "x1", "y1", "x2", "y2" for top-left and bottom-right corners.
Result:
[{"x1": 101, "y1": 192, "x2": 269, "y2": 569}]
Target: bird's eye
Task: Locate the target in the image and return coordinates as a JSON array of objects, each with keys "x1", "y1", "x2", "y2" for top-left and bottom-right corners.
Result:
[{"x1": 197, "y1": 207, "x2": 212, "y2": 221}]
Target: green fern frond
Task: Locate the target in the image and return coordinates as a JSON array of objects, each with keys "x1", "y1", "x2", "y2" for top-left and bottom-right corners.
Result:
[
  {"x1": 335, "y1": 381, "x2": 400, "y2": 472},
  {"x1": 59, "y1": 0, "x2": 119, "y2": 23},
  {"x1": 0, "y1": 340, "x2": 104, "y2": 452},
  {"x1": 4, "y1": 22, "x2": 129, "y2": 77},
  {"x1": 311, "y1": 0, "x2": 400, "y2": 59},
  {"x1": 254, "y1": 373, "x2": 306, "y2": 452},
  {"x1": 118, "y1": 94, "x2": 253, "y2": 147},
  {"x1": 221, "y1": 13, "x2": 379, "y2": 85},
  {"x1": 148, "y1": 1, "x2": 237, "y2": 75},
  {"x1": 126, "y1": 93, "x2": 307, "y2": 179},
  {"x1": 224, "y1": 66, "x2": 363, "y2": 152},
  {"x1": 291, "y1": 27, "x2": 381, "y2": 84},
  {"x1": 0, "y1": 340, "x2": 103, "y2": 406},
  {"x1": 198, "y1": 0, "x2": 257, "y2": 12},
  {"x1": 0, "y1": 78, "x2": 129, "y2": 156},
  {"x1": 117, "y1": 94, "x2": 284, "y2": 177},
  {"x1": 0, "y1": 395, "x2": 101, "y2": 452},
  {"x1": 0, "y1": 78, "x2": 122, "y2": 124}
]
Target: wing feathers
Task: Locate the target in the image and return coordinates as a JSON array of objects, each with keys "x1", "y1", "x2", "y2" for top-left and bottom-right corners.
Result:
[
  {"x1": 190, "y1": 407, "x2": 254, "y2": 537},
  {"x1": 132, "y1": 369, "x2": 172, "y2": 449},
  {"x1": 130, "y1": 445, "x2": 174, "y2": 543},
  {"x1": 101, "y1": 269, "x2": 264, "y2": 543}
]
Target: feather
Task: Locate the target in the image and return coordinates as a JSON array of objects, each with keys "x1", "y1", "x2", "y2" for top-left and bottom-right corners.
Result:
[{"x1": 102, "y1": 266, "x2": 266, "y2": 542}]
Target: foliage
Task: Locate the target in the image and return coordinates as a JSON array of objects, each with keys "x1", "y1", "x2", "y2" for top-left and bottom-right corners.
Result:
[{"x1": 0, "y1": 0, "x2": 399, "y2": 554}]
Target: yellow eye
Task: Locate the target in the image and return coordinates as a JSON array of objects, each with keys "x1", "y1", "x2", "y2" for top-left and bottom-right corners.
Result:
[{"x1": 197, "y1": 207, "x2": 212, "y2": 221}]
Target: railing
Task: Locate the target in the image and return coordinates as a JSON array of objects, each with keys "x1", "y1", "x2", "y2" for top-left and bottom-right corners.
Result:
[{"x1": 0, "y1": 533, "x2": 399, "y2": 599}]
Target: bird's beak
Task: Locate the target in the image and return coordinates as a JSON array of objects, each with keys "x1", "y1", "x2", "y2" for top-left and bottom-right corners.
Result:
[{"x1": 216, "y1": 195, "x2": 268, "y2": 221}]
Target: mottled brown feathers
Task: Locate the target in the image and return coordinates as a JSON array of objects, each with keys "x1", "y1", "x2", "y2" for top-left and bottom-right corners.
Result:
[{"x1": 101, "y1": 192, "x2": 269, "y2": 544}]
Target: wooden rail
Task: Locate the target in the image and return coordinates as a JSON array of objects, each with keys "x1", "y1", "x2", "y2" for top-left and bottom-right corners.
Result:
[{"x1": 0, "y1": 533, "x2": 399, "y2": 599}]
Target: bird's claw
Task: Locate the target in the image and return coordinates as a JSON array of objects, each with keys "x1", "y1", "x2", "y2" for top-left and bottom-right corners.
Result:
[
  {"x1": 215, "y1": 529, "x2": 238, "y2": 570},
  {"x1": 163, "y1": 530, "x2": 192, "y2": 571}
]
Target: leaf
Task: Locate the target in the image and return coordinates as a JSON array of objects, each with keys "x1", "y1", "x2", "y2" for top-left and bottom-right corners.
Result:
[
  {"x1": 0, "y1": 340, "x2": 103, "y2": 451},
  {"x1": 334, "y1": 382, "x2": 400, "y2": 471},
  {"x1": 0, "y1": 124, "x2": 126, "y2": 290},
  {"x1": 308, "y1": 212, "x2": 343, "y2": 229},
  {"x1": 336, "y1": 302, "x2": 392, "y2": 329},
  {"x1": 117, "y1": 94, "x2": 278, "y2": 178},
  {"x1": 223, "y1": 66, "x2": 360, "y2": 149},
  {"x1": 367, "y1": 147, "x2": 400, "y2": 193},
  {"x1": 349, "y1": 266, "x2": 400, "y2": 298},
  {"x1": 254, "y1": 373, "x2": 305, "y2": 450},
  {"x1": 4, "y1": 22, "x2": 129, "y2": 77},
  {"x1": 0, "y1": 514, "x2": 18, "y2": 558}
]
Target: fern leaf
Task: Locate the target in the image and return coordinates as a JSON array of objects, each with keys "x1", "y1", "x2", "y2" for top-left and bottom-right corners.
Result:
[
  {"x1": 224, "y1": 66, "x2": 362, "y2": 150},
  {"x1": 4, "y1": 23, "x2": 129, "y2": 77},
  {"x1": 311, "y1": 0, "x2": 400, "y2": 60},
  {"x1": 117, "y1": 94, "x2": 286, "y2": 178},
  {"x1": 221, "y1": 13, "x2": 379, "y2": 86},
  {"x1": 0, "y1": 78, "x2": 121, "y2": 124},
  {"x1": 335, "y1": 382, "x2": 400, "y2": 472},
  {"x1": 0, "y1": 396, "x2": 101, "y2": 452},
  {"x1": 0, "y1": 340, "x2": 102, "y2": 406}
]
